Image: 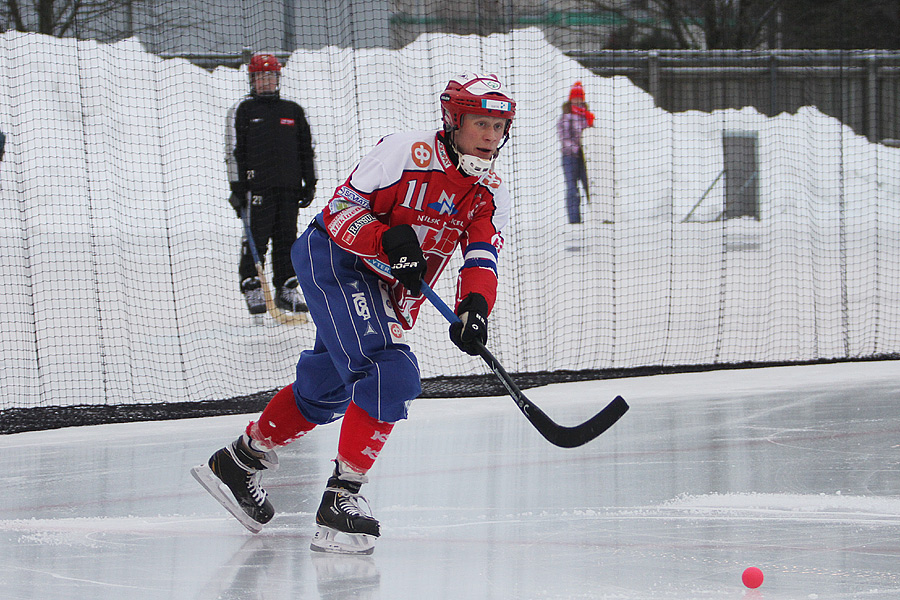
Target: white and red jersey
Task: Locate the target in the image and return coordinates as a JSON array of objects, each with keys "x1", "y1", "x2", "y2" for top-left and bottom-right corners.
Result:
[{"x1": 316, "y1": 130, "x2": 511, "y2": 329}]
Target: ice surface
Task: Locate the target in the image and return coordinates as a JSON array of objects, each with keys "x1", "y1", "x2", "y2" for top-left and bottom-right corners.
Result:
[{"x1": 1, "y1": 360, "x2": 899, "y2": 599}]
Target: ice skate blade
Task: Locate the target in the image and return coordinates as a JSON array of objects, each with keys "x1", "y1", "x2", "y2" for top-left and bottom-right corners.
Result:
[
  {"x1": 190, "y1": 463, "x2": 265, "y2": 534},
  {"x1": 310, "y1": 525, "x2": 375, "y2": 555}
]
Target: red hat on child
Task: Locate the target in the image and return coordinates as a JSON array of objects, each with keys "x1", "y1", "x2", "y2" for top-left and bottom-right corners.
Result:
[{"x1": 569, "y1": 81, "x2": 585, "y2": 101}]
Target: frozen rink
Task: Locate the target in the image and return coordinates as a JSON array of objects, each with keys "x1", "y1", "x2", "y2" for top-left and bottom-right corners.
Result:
[{"x1": 2, "y1": 360, "x2": 899, "y2": 600}]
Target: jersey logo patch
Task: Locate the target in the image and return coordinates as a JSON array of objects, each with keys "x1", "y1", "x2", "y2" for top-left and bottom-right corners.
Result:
[
  {"x1": 280, "y1": 118, "x2": 295, "y2": 126},
  {"x1": 342, "y1": 213, "x2": 377, "y2": 244},
  {"x1": 481, "y1": 171, "x2": 502, "y2": 189},
  {"x1": 389, "y1": 322, "x2": 405, "y2": 343},
  {"x1": 337, "y1": 185, "x2": 370, "y2": 209},
  {"x1": 428, "y1": 191, "x2": 457, "y2": 215},
  {"x1": 411, "y1": 142, "x2": 432, "y2": 168},
  {"x1": 436, "y1": 139, "x2": 453, "y2": 170},
  {"x1": 327, "y1": 205, "x2": 366, "y2": 236}
]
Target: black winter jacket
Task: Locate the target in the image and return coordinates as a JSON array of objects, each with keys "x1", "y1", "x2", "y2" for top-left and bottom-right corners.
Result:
[{"x1": 226, "y1": 93, "x2": 316, "y2": 191}]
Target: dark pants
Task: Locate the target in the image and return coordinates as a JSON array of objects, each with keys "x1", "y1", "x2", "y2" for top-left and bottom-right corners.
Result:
[
  {"x1": 562, "y1": 152, "x2": 588, "y2": 224},
  {"x1": 239, "y1": 188, "x2": 299, "y2": 289}
]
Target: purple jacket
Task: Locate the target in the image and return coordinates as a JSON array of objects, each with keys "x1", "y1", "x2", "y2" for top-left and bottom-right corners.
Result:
[{"x1": 557, "y1": 112, "x2": 591, "y2": 157}]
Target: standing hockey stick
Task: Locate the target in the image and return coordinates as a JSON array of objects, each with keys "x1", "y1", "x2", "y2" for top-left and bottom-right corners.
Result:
[
  {"x1": 579, "y1": 147, "x2": 591, "y2": 205},
  {"x1": 420, "y1": 282, "x2": 628, "y2": 448},
  {"x1": 241, "y1": 204, "x2": 307, "y2": 325}
]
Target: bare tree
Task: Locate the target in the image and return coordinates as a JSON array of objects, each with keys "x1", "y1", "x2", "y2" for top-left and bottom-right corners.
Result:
[
  {"x1": 778, "y1": 0, "x2": 900, "y2": 49},
  {"x1": 584, "y1": 0, "x2": 786, "y2": 49},
  {"x1": 1, "y1": 0, "x2": 199, "y2": 44}
]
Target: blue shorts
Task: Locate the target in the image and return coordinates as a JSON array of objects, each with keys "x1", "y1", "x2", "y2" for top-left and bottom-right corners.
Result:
[{"x1": 288, "y1": 225, "x2": 421, "y2": 424}]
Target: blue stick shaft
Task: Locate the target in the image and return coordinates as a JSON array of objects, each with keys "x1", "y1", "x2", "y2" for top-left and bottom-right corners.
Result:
[
  {"x1": 241, "y1": 203, "x2": 264, "y2": 266},
  {"x1": 420, "y1": 281, "x2": 460, "y2": 324}
]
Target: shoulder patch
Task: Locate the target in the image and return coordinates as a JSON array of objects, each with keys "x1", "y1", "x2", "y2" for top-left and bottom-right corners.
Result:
[{"x1": 411, "y1": 142, "x2": 432, "y2": 168}]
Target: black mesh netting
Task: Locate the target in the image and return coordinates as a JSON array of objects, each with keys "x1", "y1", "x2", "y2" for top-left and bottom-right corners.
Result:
[{"x1": 4, "y1": 355, "x2": 896, "y2": 435}]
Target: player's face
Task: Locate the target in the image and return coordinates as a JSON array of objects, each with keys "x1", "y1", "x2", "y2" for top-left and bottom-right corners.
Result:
[
  {"x1": 252, "y1": 72, "x2": 279, "y2": 94},
  {"x1": 454, "y1": 114, "x2": 508, "y2": 160}
]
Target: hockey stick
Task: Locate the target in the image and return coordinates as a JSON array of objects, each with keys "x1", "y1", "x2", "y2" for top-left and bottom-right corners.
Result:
[
  {"x1": 420, "y1": 282, "x2": 628, "y2": 448},
  {"x1": 579, "y1": 147, "x2": 591, "y2": 205},
  {"x1": 241, "y1": 203, "x2": 307, "y2": 325}
]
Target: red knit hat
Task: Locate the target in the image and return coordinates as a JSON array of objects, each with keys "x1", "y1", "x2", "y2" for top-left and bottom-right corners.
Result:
[{"x1": 569, "y1": 81, "x2": 585, "y2": 101}]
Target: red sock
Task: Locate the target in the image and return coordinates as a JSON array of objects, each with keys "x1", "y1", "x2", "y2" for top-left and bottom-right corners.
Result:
[
  {"x1": 245, "y1": 384, "x2": 316, "y2": 449},
  {"x1": 337, "y1": 402, "x2": 395, "y2": 473}
]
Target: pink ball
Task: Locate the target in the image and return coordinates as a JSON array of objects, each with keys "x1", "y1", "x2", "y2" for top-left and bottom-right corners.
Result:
[{"x1": 742, "y1": 566, "x2": 764, "y2": 589}]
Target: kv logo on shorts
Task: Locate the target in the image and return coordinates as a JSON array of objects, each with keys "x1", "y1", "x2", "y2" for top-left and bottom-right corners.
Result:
[{"x1": 352, "y1": 292, "x2": 370, "y2": 320}]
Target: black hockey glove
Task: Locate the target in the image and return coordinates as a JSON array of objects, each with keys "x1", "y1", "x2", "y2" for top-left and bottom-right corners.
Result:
[
  {"x1": 297, "y1": 179, "x2": 317, "y2": 208},
  {"x1": 382, "y1": 224, "x2": 426, "y2": 296},
  {"x1": 449, "y1": 293, "x2": 489, "y2": 356},
  {"x1": 228, "y1": 193, "x2": 247, "y2": 217},
  {"x1": 229, "y1": 182, "x2": 248, "y2": 217},
  {"x1": 230, "y1": 181, "x2": 248, "y2": 197}
]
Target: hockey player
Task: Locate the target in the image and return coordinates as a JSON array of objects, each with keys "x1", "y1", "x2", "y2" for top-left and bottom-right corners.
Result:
[
  {"x1": 227, "y1": 53, "x2": 317, "y2": 314},
  {"x1": 193, "y1": 72, "x2": 516, "y2": 554}
]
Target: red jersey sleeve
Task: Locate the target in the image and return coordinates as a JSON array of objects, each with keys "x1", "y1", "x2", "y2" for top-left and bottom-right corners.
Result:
[
  {"x1": 455, "y1": 176, "x2": 510, "y2": 314},
  {"x1": 320, "y1": 153, "x2": 391, "y2": 259}
]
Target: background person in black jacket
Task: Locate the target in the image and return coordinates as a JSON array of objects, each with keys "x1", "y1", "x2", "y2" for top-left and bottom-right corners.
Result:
[{"x1": 226, "y1": 53, "x2": 317, "y2": 315}]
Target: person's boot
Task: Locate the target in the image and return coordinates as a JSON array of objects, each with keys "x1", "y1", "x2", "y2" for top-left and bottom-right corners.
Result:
[
  {"x1": 241, "y1": 277, "x2": 266, "y2": 314},
  {"x1": 275, "y1": 276, "x2": 308, "y2": 312}
]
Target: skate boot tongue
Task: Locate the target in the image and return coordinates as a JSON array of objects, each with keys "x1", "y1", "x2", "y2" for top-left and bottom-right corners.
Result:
[{"x1": 326, "y1": 467, "x2": 367, "y2": 492}]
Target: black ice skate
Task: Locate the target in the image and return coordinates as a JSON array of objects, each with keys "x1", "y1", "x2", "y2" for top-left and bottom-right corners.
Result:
[
  {"x1": 310, "y1": 465, "x2": 379, "y2": 555},
  {"x1": 190, "y1": 435, "x2": 277, "y2": 533},
  {"x1": 241, "y1": 277, "x2": 266, "y2": 315},
  {"x1": 275, "y1": 276, "x2": 308, "y2": 313}
]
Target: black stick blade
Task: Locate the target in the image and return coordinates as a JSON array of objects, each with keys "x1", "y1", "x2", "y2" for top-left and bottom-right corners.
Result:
[
  {"x1": 524, "y1": 395, "x2": 629, "y2": 448},
  {"x1": 420, "y1": 282, "x2": 630, "y2": 448}
]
